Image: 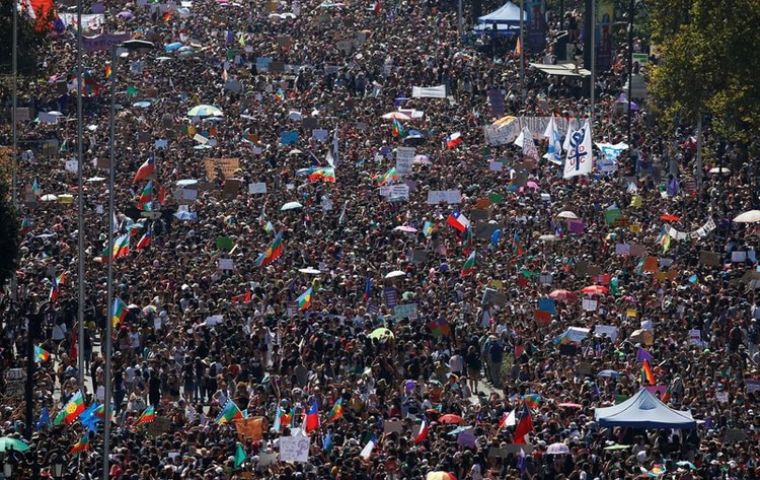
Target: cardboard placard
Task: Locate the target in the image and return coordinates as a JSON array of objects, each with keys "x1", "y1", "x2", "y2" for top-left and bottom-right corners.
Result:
[
  {"x1": 234, "y1": 416, "x2": 266, "y2": 441},
  {"x1": 146, "y1": 417, "x2": 171, "y2": 436},
  {"x1": 699, "y1": 251, "x2": 721, "y2": 267},
  {"x1": 279, "y1": 433, "x2": 310, "y2": 463},
  {"x1": 383, "y1": 419, "x2": 403, "y2": 434},
  {"x1": 204, "y1": 158, "x2": 240, "y2": 181},
  {"x1": 221, "y1": 179, "x2": 242, "y2": 198}
]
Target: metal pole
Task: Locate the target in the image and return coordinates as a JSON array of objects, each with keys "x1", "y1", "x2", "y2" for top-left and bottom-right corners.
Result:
[
  {"x1": 519, "y1": 0, "x2": 525, "y2": 101},
  {"x1": 626, "y1": 0, "x2": 634, "y2": 142},
  {"x1": 457, "y1": 0, "x2": 463, "y2": 41},
  {"x1": 589, "y1": 0, "x2": 595, "y2": 123},
  {"x1": 76, "y1": 0, "x2": 86, "y2": 394},
  {"x1": 11, "y1": 0, "x2": 17, "y2": 208},
  {"x1": 102, "y1": 45, "x2": 117, "y2": 480}
]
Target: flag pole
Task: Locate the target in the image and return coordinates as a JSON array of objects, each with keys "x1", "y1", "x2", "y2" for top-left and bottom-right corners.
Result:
[
  {"x1": 102, "y1": 44, "x2": 118, "y2": 480},
  {"x1": 519, "y1": 0, "x2": 525, "y2": 101},
  {"x1": 76, "y1": 0, "x2": 86, "y2": 394},
  {"x1": 590, "y1": 0, "x2": 595, "y2": 125},
  {"x1": 10, "y1": 0, "x2": 19, "y2": 304}
]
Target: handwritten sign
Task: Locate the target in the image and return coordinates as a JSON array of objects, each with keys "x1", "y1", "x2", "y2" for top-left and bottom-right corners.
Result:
[
  {"x1": 279, "y1": 433, "x2": 310, "y2": 463},
  {"x1": 395, "y1": 147, "x2": 415, "y2": 177},
  {"x1": 426, "y1": 190, "x2": 461, "y2": 204}
]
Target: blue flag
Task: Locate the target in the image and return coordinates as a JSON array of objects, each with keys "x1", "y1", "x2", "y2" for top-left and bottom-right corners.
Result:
[
  {"x1": 323, "y1": 431, "x2": 333, "y2": 451},
  {"x1": 36, "y1": 408, "x2": 49, "y2": 431},
  {"x1": 79, "y1": 403, "x2": 102, "y2": 434}
]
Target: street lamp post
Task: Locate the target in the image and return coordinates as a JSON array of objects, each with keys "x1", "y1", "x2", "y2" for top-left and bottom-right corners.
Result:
[
  {"x1": 626, "y1": 0, "x2": 635, "y2": 142},
  {"x1": 103, "y1": 40, "x2": 154, "y2": 480},
  {"x1": 76, "y1": 0, "x2": 86, "y2": 393}
]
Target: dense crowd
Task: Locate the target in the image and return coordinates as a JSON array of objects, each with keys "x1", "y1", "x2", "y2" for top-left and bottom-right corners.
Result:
[{"x1": 0, "y1": 0, "x2": 759, "y2": 479}]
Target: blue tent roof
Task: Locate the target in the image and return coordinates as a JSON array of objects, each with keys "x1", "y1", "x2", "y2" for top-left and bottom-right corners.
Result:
[
  {"x1": 594, "y1": 389, "x2": 696, "y2": 429},
  {"x1": 476, "y1": 1, "x2": 525, "y2": 25}
]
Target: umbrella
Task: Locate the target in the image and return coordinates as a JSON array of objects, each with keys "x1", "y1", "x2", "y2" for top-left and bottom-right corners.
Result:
[
  {"x1": 597, "y1": 369, "x2": 620, "y2": 379},
  {"x1": 403, "y1": 130, "x2": 426, "y2": 146},
  {"x1": 368, "y1": 327, "x2": 394, "y2": 339},
  {"x1": 132, "y1": 101, "x2": 152, "y2": 109},
  {"x1": 413, "y1": 154, "x2": 431, "y2": 165},
  {"x1": 558, "y1": 402, "x2": 583, "y2": 409},
  {"x1": 659, "y1": 213, "x2": 680, "y2": 222},
  {"x1": 58, "y1": 194, "x2": 75, "y2": 204},
  {"x1": 604, "y1": 443, "x2": 630, "y2": 451},
  {"x1": 708, "y1": 167, "x2": 730, "y2": 174},
  {"x1": 556, "y1": 211, "x2": 578, "y2": 219},
  {"x1": 176, "y1": 179, "x2": 198, "y2": 187},
  {"x1": 280, "y1": 201, "x2": 303, "y2": 211},
  {"x1": 438, "y1": 414, "x2": 463, "y2": 425},
  {"x1": 549, "y1": 289, "x2": 576, "y2": 301},
  {"x1": 426, "y1": 473, "x2": 457, "y2": 480},
  {"x1": 629, "y1": 329, "x2": 654, "y2": 346},
  {"x1": 117, "y1": 10, "x2": 134, "y2": 19},
  {"x1": 174, "y1": 211, "x2": 197, "y2": 221},
  {"x1": 539, "y1": 234, "x2": 559, "y2": 242},
  {"x1": 86, "y1": 176, "x2": 106, "y2": 183},
  {"x1": 297, "y1": 267, "x2": 321, "y2": 274},
  {"x1": 288, "y1": 149, "x2": 303, "y2": 156},
  {"x1": 546, "y1": 443, "x2": 570, "y2": 455},
  {"x1": 581, "y1": 285, "x2": 608, "y2": 295},
  {"x1": 525, "y1": 180, "x2": 540, "y2": 190},
  {"x1": 733, "y1": 210, "x2": 760, "y2": 223},
  {"x1": 142, "y1": 305, "x2": 157, "y2": 315},
  {"x1": 393, "y1": 225, "x2": 417, "y2": 233},
  {"x1": 165, "y1": 42, "x2": 183, "y2": 52},
  {"x1": 187, "y1": 104, "x2": 223, "y2": 117},
  {"x1": 0, "y1": 438, "x2": 30, "y2": 452},
  {"x1": 40, "y1": 194, "x2": 58, "y2": 201},
  {"x1": 381, "y1": 111, "x2": 411, "y2": 120},
  {"x1": 384, "y1": 270, "x2": 405, "y2": 279}
]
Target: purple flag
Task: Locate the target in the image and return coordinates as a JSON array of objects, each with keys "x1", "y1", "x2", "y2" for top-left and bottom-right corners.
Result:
[{"x1": 636, "y1": 347, "x2": 653, "y2": 363}]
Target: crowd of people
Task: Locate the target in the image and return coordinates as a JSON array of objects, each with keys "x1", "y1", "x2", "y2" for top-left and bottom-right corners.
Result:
[{"x1": 0, "y1": 0, "x2": 759, "y2": 479}]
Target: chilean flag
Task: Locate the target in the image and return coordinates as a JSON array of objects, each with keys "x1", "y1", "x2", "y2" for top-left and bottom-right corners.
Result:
[
  {"x1": 446, "y1": 132, "x2": 462, "y2": 149},
  {"x1": 135, "y1": 229, "x2": 152, "y2": 250},
  {"x1": 414, "y1": 420, "x2": 429, "y2": 444},
  {"x1": 499, "y1": 409, "x2": 516, "y2": 429},
  {"x1": 447, "y1": 211, "x2": 470, "y2": 233},
  {"x1": 304, "y1": 399, "x2": 320, "y2": 434},
  {"x1": 513, "y1": 405, "x2": 533, "y2": 444},
  {"x1": 133, "y1": 155, "x2": 156, "y2": 183}
]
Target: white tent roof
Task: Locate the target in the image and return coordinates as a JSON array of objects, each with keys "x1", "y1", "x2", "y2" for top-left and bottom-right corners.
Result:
[
  {"x1": 477, "y1": 1, "x2": 525, "y2": 24},
  {"x1": 595, "y1": 389, "x2": 696, "y2": 429},
  {"x1": 530, "y1": 62, "x2": 592, "y2": 78}
]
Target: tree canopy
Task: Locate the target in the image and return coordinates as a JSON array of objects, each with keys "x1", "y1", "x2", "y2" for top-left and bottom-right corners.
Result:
[
  {"x1": 0, "y1": 0, "x2": 49, "y2": 77},
  {"x1": 647, "y1": 0, "x2": 760, "y2": 142}
]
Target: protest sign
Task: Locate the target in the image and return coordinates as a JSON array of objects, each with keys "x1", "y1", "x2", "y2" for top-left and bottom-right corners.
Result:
[
  {"x1": 426, "y1": 190, "x2": 461, "y2": 204},
  {"x1": 248, "y1": 182, "x2": 267, "y2": 194},
  {"x1": 234, "y1": 417, "x2": 265, "y2": 441},
  {"x1": 204, "y1": 158, "x2": 240, "y2": 181},
  {"x1": 411, "y1": 85, "x2": 446, "y2": 98},
  {"x1": 279, "y1": 433, "x2": 310, "y2": 463},
  {"x1": 594, "y1": 325, "x2": 619, "y2": 342},
  {"x1": 393, "y1": 303, "x2": 417, "y2": 320},
  {"x1": 395, "y1": 147, "x2": 415, "y2": 177}
]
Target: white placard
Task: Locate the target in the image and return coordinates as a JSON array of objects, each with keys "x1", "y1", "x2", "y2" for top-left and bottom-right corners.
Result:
[
  {"x1": 582, "y1": 298, "x2": 598, "y2": 311},
  {"x1": 218, "y1": 259, "x2": 234, "y2": 270},
  {"x1": 379, "y1": 186, "x2": 391, "y2": 197},
  {"x1": 731, "y1": 251, "x2": 747, "y2": 262},
  {"x1": 38, "y1": 112, "x2": 59, "y2": 125},
  {"x1": 248, "y1": 182, "x2": 267, "y2": 194},
  {"x1": 388, "y1": 184, "x2": 409, "y2": 201},
  {"x1": 395, "y1": 147, "x2": 415, "y2": 177},
  {"x1": 688, "y1": 329, "x2": 702, "y2": 346},
  {"x1": 279, "y1": 433, "x2": 310, "y2": 463},
  {"x1": 155, "y1": 139, "x2": 168, "y2": 149},
  {"x1": 594, "y1": 324, "x2": 619, "y2": 342},
  {"x1": 176, "y1": 188, "x2": 197, "y2": 201},
  {"x1": 615, "y1": 243, "x2": 630, "y2": 256},
  {"x1": 539, "y1": 274, "x2": 553, "y2": 285},
  {"x1": 426, "y1": 190, "x2": 461, "y2": 204},
  {"x1": 65, "y1": 159, "x2": 79, "y2": 174},
  {"x1": 489, "y1": 161, "x2": 503, "y2": 172}
]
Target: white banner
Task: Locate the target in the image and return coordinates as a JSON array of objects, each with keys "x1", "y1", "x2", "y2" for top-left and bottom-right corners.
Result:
[
  {"x1": 411, "y1": 85, "x2": 447, "y2": 99},
  {"x1": 395, "y1": 147, "x2": 415, "y2": 177},
  {"x1": 563, "y1": 121, "x2": 593, "y2": 179}
]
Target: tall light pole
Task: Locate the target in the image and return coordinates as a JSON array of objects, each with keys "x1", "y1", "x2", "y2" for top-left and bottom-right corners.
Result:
[
  {"x1": 76, "y1": 0, "x2": 86, "y2": 393},
  {"x1": 626, "y1": 0, "x2": 634, "y2": 142},
  {"x1": 519, "y1": 0, "x2": 525, "y2": 101},
  {"x1": 589, "y1": 0, "x2": 595, "y2": 124},
  {"x1": 457, "y1": 0, "x2": 463, "y2": 41},
  {"x1": 11, "y1": 0, "x2": 18, "y2": 210},
  {"x1": 103, "y1": 41, "x2": 154, "y2": 480}
]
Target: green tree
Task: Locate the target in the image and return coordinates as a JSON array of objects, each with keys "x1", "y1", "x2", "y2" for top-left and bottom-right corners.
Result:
[
  {"x1": 647, "y1": 0, "x2": 760, "y2": 142},
  {"x1": 0, "y1": 176, "x2": 19, "y2": 287},
  {"x1": 0, "y1": 0, "x2": 49, "y2": 77}
]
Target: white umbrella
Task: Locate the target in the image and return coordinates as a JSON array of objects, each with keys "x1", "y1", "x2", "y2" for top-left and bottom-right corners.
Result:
[
  {"x1": 298, "y1": 267, "x2": 322, "y2": 274},
  {"x1": 381, "y1": 111, "x2": 411, "y2": 120},
  {"x1": 40, "y1": 194, "x2": 58, "y2": 201},
  {"x1": 86, "y1": 176, "x2": 106, "y2": 183},
  {"x1": 539, "y1": 234, "x2": 559, "y2": 242},
  {"x1": 546, "y1": 443, "x2": 570, "y2": 455},
  {"x1": 708, "y1": 167, "x2": 730, "y2": 174},
  {"x1": 413, "y1": 154, "x2": 431, "y2": 165},
  {"x1": 384, "y1": 270, "x2": 405, "y2": 279},
  {"x1": 177, "y1": 179, "x2": 199, "y2": 187},
  {"x1": 556, "y1": 211, "x2": 578, "y2": 219},
  {"x1": 187, "y1": 104, "x2": 223, "y2": 117},
  {"x1": 733, "y1": 210, "x2": 760, "y2": 223},
  {"x1": 280, "y1": 201, "x2": 303, "y2": 211}
]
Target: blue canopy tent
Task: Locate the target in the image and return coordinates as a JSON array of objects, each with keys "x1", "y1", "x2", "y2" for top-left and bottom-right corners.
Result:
[
  {"x1": 474, "y1": 1, "x2": 525, "y2": 36},
  {"x1": 594, "y1": 389, "x2": 697, "y2": 429}
]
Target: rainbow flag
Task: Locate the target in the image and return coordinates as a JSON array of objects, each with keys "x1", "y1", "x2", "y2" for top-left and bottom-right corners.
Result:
[
  {"x1": 255, "y1": 232, "x2": 284, "y2": 267},
  {"x1": 641, "y1": 359, "x2": 655, "y2": 385},
  {"x1": 137, "y1": 181, "x2": 153, "y2": 210},
  {"x1": 69, "y1": 433, "x2": 90, "y2": 455},
  {"x1": 308, "y1": 167, "x2": 336, "y2": 183},
  {"x1": 378, "y1": 167, "x2": 399, "y2": 185},
  {"x1": 216, "y1": 399, "x2": 243, "y2": 424},
  {"x1": 54, "y1": 391, "x2": 85, "y2": 425},
  {"x1": 135, "y1": 405, "x2": 156, "y2": 426},
  {"x1": 112, "y1": 297, "x2": 128, "y2": 328},
  {"x1": 461, "y1": 250, "x2": 476, "y2": 277},
  {"x1": 327, "y1": 398, "x2": 343, "y2": 423},
  {"x1": 34, "y1": 346, "x2": 50, "y2": 363},
  {"x1": 296, "y1": 287, "x2": 313, "y2": 311},
  {"x1": 391, "y1": 119, "x2": 405, "y2": 138},
  {"x1": 523, "y1": 393, "x2": 543, "y2": 409},
  {"x1": 111, "y1": 234, "x2": 130, "y2": 260}
]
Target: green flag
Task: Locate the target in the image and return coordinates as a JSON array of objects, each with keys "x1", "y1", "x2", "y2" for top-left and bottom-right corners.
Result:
[{"x1": 233, "y1": 442, "x2": 246, "y2": 469}]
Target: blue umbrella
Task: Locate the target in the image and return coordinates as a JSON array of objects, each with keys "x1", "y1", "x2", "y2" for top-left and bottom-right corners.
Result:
[
  {"x1": 132, "y1": 101, "x2": 152, "y2": 109},
  {"x1": 174, "y1": 211, "x2": 197, "y2": 221},
  {"x1": 164, "y1": 42, "x2": 183, "y2": 52},
  {"x1": 597, "y1": 369, "x2": 620, "y2": 379}
]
